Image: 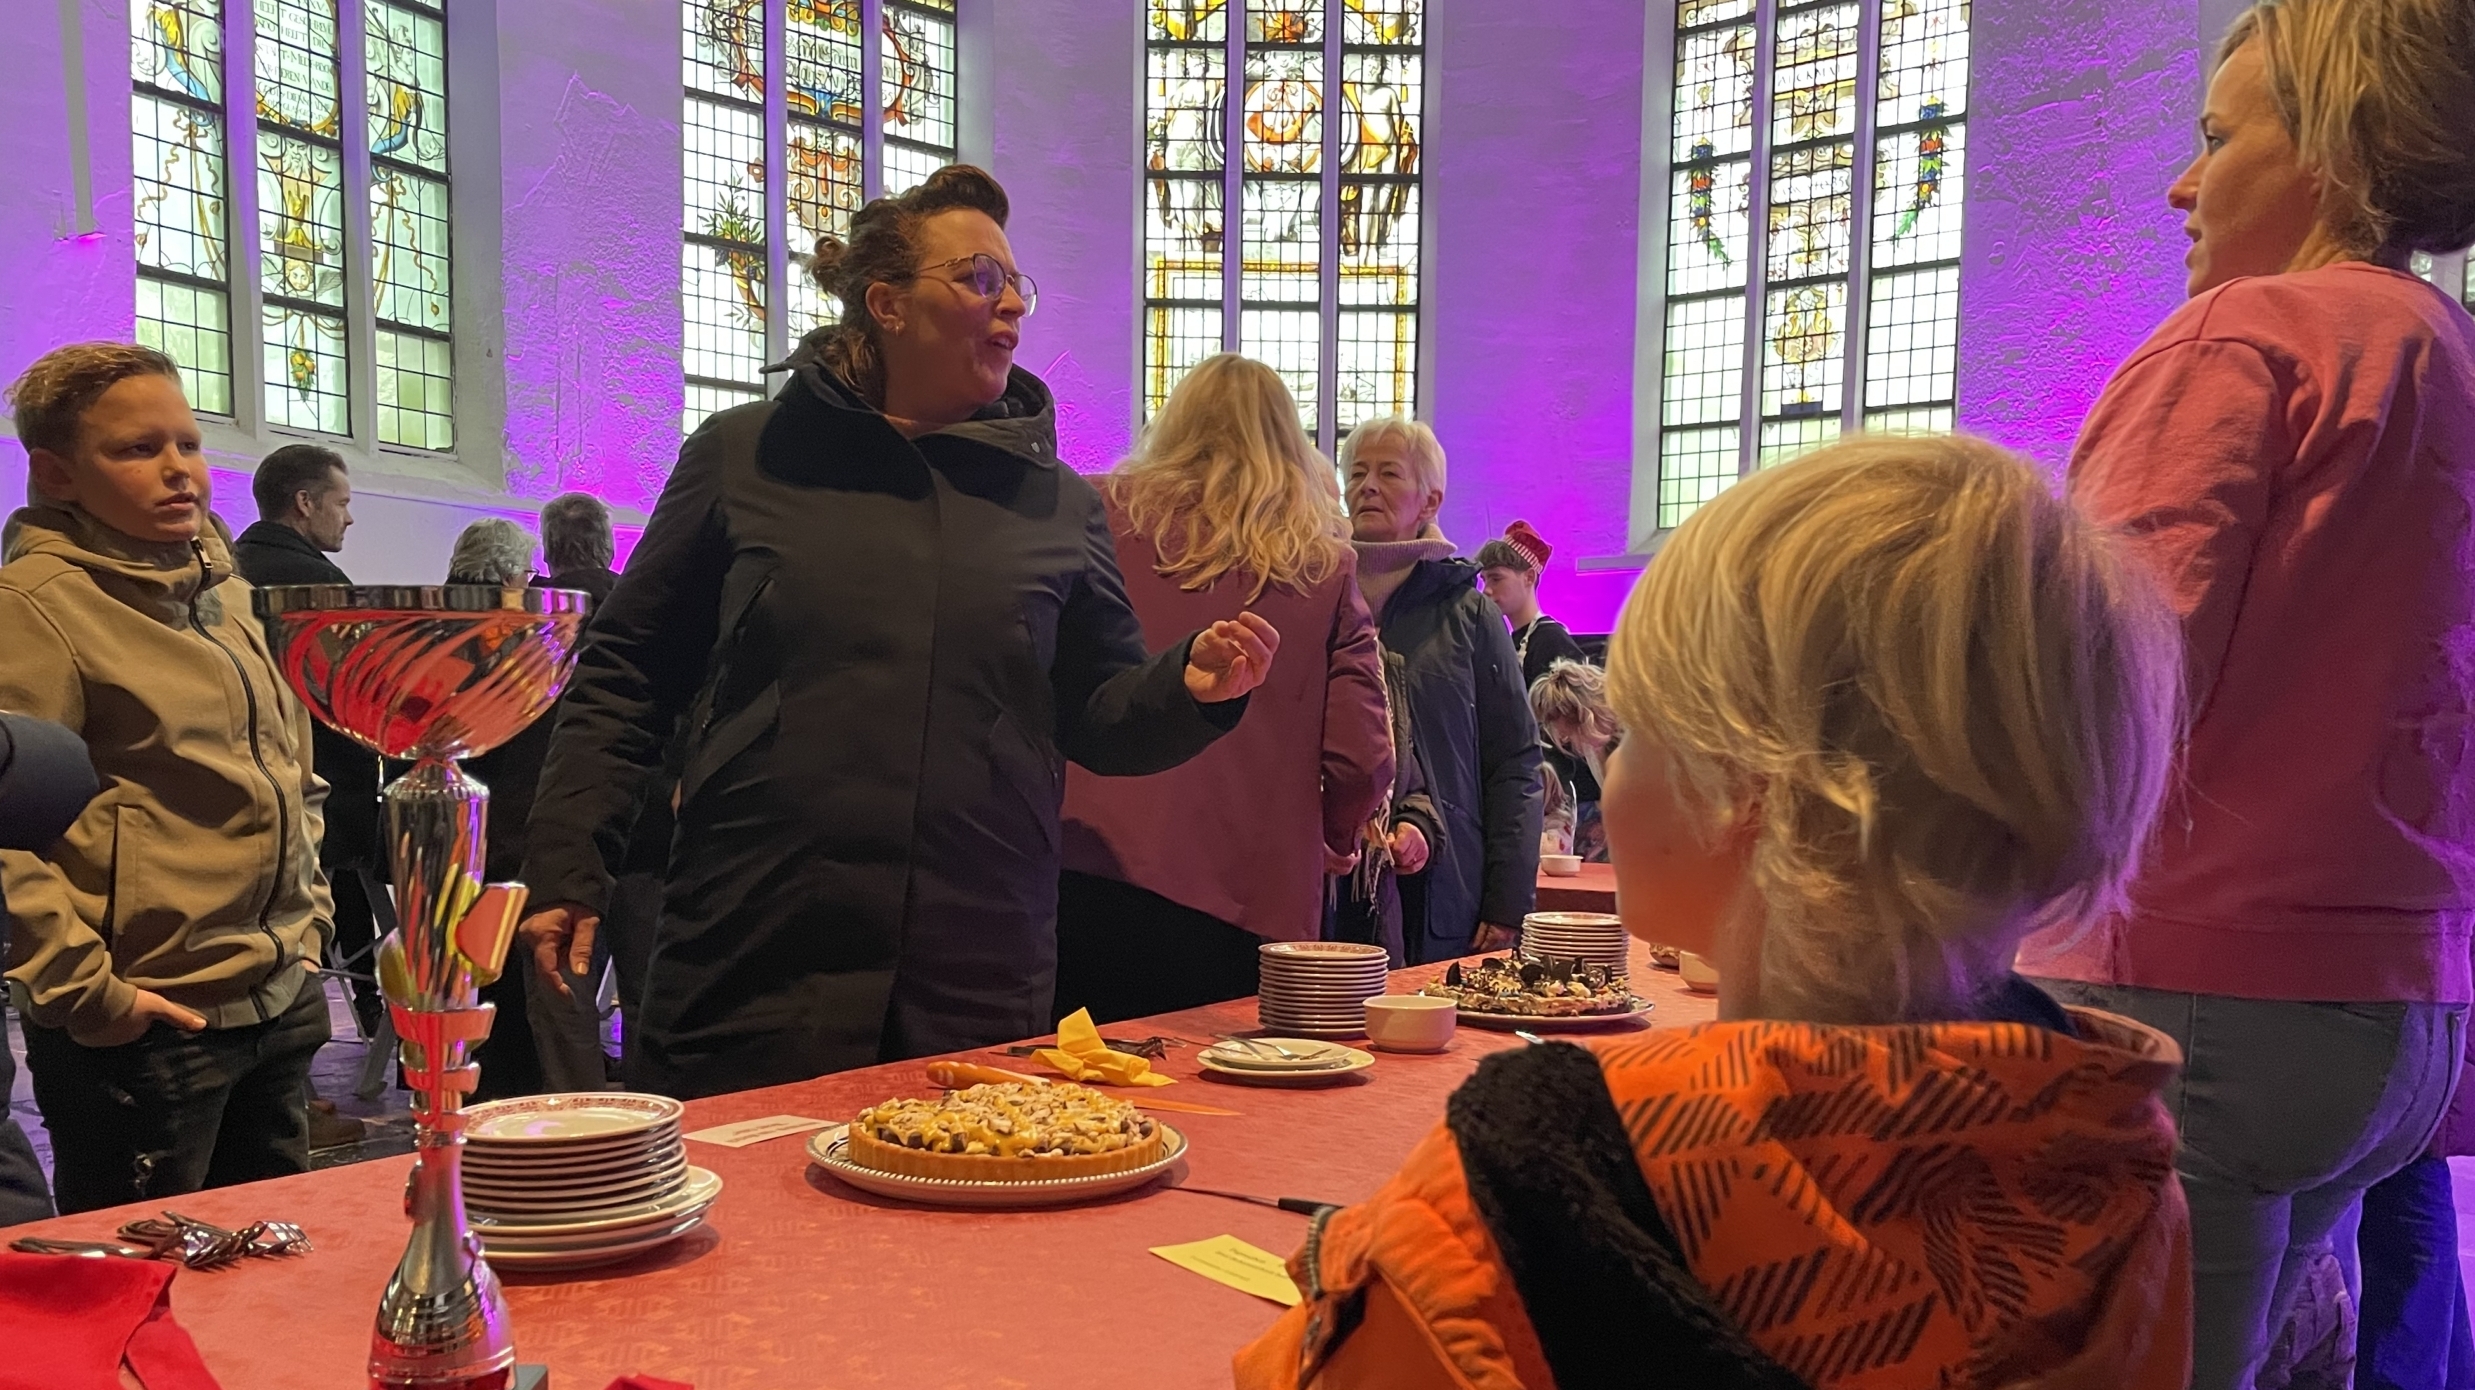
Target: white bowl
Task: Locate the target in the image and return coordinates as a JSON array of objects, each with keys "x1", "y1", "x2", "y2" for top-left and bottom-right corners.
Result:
[
  {"x1": 1363, "y1": 995, "x2": 1456, "y2": 1053},
  {"x1": 1540, "y1": 854, "x2": 1583, "y2": 876}
]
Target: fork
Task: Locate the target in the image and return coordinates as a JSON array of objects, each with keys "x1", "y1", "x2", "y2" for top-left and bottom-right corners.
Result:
[{"x1": 1216, "y1": 1035, "x2": 1314, "y2": 1061}]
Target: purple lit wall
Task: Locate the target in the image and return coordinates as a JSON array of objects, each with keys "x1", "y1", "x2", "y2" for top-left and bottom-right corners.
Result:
[{"x1": 1954, "y1": 0, "x2": 2210, "y2": 469}]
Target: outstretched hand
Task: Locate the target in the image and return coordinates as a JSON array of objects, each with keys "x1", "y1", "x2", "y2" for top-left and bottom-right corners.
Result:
[{"x1": 1184, "y1": 611, "x2": 1279, "y2": 704}]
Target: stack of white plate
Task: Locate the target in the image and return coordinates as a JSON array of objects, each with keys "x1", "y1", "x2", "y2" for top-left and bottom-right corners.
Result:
[
  {"x1": 460, "y1": 1093, "x2": 722, "y2": 1271},
  {"x1": 1257, "y1": 941, "x2": 1392, "y2": 1037},
  {"x1": 1520, "y1": 911, "x2": 1630, "y2": 979}
]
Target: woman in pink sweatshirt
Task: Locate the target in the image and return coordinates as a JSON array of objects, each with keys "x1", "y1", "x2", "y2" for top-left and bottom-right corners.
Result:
[{"x1": 2016, "y1": 3, "x2": 2475, "y2": 1385}]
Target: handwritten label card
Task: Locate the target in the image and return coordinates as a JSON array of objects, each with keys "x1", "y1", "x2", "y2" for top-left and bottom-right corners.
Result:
[
  {"x1": 683, "y1": 1115, "x2": 834, "y2": 1148},
  {"x1": 1149, "y1": 1235, "x2": 1302, "y2": 1307}
]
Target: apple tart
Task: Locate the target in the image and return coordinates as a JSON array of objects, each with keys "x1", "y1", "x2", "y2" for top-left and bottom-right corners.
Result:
[{"x1": 845, "y1": 1082, "x2": 1164, "y2": 1182}]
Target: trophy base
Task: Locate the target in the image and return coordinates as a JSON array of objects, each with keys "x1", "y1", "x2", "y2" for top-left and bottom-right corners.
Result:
[{"x1": 368, "y1": 1368, "x2": 544, "y2": 1390}]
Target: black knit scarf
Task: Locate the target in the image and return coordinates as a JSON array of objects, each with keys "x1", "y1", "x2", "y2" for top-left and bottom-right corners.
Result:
[{"x1": 1445, "y1": 1042, "x2": 1811, "y2": 1390}]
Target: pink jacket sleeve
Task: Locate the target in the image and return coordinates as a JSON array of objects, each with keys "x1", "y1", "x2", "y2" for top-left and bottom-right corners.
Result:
[
  {"x1": 2069, "y1": 337, "x2": 2292, "y2": 716},
  {"x1": 1320, "y1": 557, "x2": 1394, "y2": 860}
]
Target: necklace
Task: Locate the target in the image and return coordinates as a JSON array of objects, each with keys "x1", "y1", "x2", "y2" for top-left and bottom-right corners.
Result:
[{"x1": 1515, "y1": 617, "x2": 1540, "y2": 670}]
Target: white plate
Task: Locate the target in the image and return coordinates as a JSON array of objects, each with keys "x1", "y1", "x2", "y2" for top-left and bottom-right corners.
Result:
[
  {"x1": 467, "y1": 1167, "x2": 722, "y2": 1237},
  {"x1": 1454, "y1": 999, "x2": 1657, "y2": 1031},
  {"x1": 1253, "y1": 1020, "x2": 1369, "y2": 1040},
  {"x1": 462, "y1": 1093, "x2": 685, "y2": 1145},
  {"x1": 477, "y1": 1194, "x2": 717, "y2": 1251},
  {"x1": 460, "y1": 1137, "x2": 678, "y2": 1177},
  {"x1": 1198, "y1": 1048, "x2": 1375, "y2": 1084},
  {"x1": 465, "y1": 1163, "x2": 691, "y2": 1212},
  {"x1": 480, "y1": 1214, "x2": 709, "y2": 1271},
  {"x1": 805, "y1": 1124, "x2": 1187, "y2": 1209},
  {"x1": 1198, "y1": 1040, "x2": 1361, "y2": 1070}
]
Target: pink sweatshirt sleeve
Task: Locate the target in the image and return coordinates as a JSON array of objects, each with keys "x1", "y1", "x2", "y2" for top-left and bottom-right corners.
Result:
[{"x1": 2069, "y1": 338, "x2": 2292, "y2": 715}]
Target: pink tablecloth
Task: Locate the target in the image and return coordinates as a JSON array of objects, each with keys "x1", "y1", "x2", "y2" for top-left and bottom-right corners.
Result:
[{"x1": 9, "y1": 948, "x2": 1714, "y2": 1389}]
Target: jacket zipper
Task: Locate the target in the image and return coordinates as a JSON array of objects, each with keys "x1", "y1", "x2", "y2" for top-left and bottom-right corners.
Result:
[{"x1": 188, "y1": 540, "x2": 290, "y2": 1021}]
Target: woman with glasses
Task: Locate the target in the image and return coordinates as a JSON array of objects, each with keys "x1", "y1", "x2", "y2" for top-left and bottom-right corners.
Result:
[{"x1": 514, "y1": 166, "x2": 1278, "y2": 1098}]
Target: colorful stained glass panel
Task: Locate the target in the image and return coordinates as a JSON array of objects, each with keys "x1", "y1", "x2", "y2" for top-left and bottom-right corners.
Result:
[
  {"x1": 1147, "y1": 177, "x2": 1225, "y2": 300},
  {"x1": 376, "y1": 328, "x2": 453, "y2": 449},
  {"x1": 1771, "y1": 3, "x2": 1859, "y2": 146},
  {"x1": 255, "y1": 0, "x2": 341, "y2": 138},
  {"x1": 263, "y1": 305, "x2": 349, "y2": 433},
  {"x1": 786, "y1": 1, "x2": 864, "y2": 127},
  {"x1": 258, "y1": 133, "x2": 347, "y2": 308},
  {"x1": 1766, "y1": 140, "x2": 1853, "y2": 283},
  {"x1": 132, "y1": 0, "x2": 225, "y2": 104},
  {"x1": 1677, "y1": 0, "x2": 1755, "y2": 25},
  {"x1": 1151, "y1": 0, "x2": 1227, "y2": 43},
  {"x1": 1337, "y1": 180, "x2": 1418, "y2": 306},
  {"x1": 1672, "y1": 22, "x2": 1755, "y2": 161},
  {"x1": 683, "y1": 241, "x2": 767, "y2": 387},
  {"x1": 1244, "y1": 50, "x2": 1322, "y2": 174},
  {"x1": 1872, "y1": 119, "x2": 1965, "y2": 266},
  {"x1": 136, "y1": 277, "x2": 232, "y2": 415},
  {"x1": 881, "y1": 2, "x2": 955, "y2": 150},
  {"x1": 371, "y1": 167, "x2": 449, "y2": 331},
  {"x1": 1339, "y1": 52, "x2": 1419, "y2": 174},
  {"x1": 1667, "y1": 157, "x2": 1750, "y2": 297},
  {"x1": 1761, "y1": 279, "x2": 1846, "y2": 417},
  {"x1": 1250, "y1": 0, "x2": 1321, "y2": 44},
  {"x1": 788, "y1": 119, "x2": 861, "y2": 247},
  {"x1": 685, "y1": 97, "x2": 765, "y2": 242},
  {"x1": 685, "y1": 0, "x2": 764, "y2": 102},
  {"x1": 1341, "y1": 0, "x2": 1420, "y2": 45},
  {"x1": 134, "y1": 94, "x2": 229, "y2": 280},
  {"x1": 1148, "y1": 47, "x2": 1226, "y2": 173},
  {"x1": 367, "y1": 2, "x2": 447, "y2": 171},
  {"x1": 1878, "y1": 0, "x2": 1970, "y2": 124}
]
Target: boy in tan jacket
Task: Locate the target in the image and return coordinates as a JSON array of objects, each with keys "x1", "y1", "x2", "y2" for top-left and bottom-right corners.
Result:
[{"x1": 0, "y1": 343, "x2": 334, "y2": 1214}]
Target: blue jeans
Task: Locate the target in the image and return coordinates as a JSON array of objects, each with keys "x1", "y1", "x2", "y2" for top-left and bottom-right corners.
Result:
[
  {"x1": 2357, "y1": 1154, "x2": 2475, "y2": 1390},
  {"x1": 2030, "y1": 980, "x2": 2466, "y2": 1390}
]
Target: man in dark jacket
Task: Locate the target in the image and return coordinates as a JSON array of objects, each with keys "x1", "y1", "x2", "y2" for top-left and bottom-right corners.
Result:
[
  {"x1": 230, "y1": 445, "x2": 386, "y2": 1040},
  {"x1": 519, "y1": 354, "x2": 1264, "y2": 1099},
  {"x1": 1343, "y1": 420, "x2": 1544, "y2": 964},
  {"x1": 0, "y1": 713, "x2": 96, "y2": 1225}
]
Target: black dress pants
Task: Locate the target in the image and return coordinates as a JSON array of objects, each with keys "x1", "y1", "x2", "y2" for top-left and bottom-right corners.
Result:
[
  {"x1": 26, "y1": 985, "x2": 330, "y2": 1215},
  {"x1": 1052, "y1": 871, "x2": 1263, "y2": 1026}
]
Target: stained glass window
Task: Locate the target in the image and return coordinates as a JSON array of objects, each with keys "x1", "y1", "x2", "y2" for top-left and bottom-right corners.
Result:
[
  {"x1": 682, "y1": 0, "x2": 968, "y2": 434},
  {"x1": 132, "y1": 0, "x2": 459, "y2": 443},
  {"x1": 133, "y1": 0, "x2": 234, "y2": 415},
  {"x1": 1142, "y1": 0, "x2": 1422, "y2": 449},
  {"x1": 1654, "y1": 0, "x2": 1971, "y2": 529},
  {"x1": 368, "y1": 0, "x2": 453, "y2": 449}
]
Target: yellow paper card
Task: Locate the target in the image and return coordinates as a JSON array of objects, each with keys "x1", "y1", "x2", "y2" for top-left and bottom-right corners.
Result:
[{"x1": 1149, "y1": 1235, "x2": 1302, "y2": 1307}]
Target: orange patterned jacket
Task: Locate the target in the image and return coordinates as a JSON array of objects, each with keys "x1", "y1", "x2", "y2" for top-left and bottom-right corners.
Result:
[{"x1": 1236, "y1": 1009, "x2": 2190, "y2": 1389}]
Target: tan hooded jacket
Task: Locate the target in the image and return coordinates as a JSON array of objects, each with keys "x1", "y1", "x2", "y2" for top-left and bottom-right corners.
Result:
[{"x1": 0, "y1": 502, "x2": 331, "y2": 1044}]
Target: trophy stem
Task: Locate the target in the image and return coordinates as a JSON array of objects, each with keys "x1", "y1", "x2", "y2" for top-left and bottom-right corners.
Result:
[{"x1": 369, "y1": 759, "x2": 514, "y2": 1390}]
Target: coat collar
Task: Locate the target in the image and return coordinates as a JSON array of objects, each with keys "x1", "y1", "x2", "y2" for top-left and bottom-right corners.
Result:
[
  {"x1": 771, "y1": 331, "x2": 1062, "y2": 471},
  {"x1": 234, "y1": 518, "x2": 329, "y2": 560}
]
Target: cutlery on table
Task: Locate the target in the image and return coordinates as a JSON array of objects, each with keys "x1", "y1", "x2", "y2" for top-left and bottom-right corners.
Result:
[{"x1": 1174, "y1": 1184, "x2": 1339, "y2": 1215}]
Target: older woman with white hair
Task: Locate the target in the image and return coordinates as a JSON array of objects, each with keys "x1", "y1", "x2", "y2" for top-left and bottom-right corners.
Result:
[
  {"x1": 444, "y1": 516, "x2": 536, "y2": 587},
  {"x1": 1341, "y1": 417, "x2": 1541, "y2": 962},
  {"x1": 2014, "y1": 1, "x2": 2475, "y2": 1383}
]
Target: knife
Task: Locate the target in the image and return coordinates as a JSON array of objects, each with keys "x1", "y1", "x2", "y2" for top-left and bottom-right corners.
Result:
[{"x1": 1175, "y1": 1185, "x2": 1336, "y2": 1215}]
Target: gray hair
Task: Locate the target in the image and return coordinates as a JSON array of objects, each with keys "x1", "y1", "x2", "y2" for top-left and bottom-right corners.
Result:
[
  {"x1": 446, "y1": 517, "x2": 536, "y2": 586},
  {"x1": 539, "y1": 492, "x2": 614, "y2": 573},
  {"x1": 1337, "y1": 416, "x2": 1448, "y2": 499}
]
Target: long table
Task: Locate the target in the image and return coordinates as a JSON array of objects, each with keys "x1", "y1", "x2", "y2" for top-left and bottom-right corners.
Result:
[{"x1": 12, "y1": 948, "x2": 1713, "y2": 1388}]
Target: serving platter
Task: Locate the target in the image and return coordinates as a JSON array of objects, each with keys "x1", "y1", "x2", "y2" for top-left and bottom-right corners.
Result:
[
  {"x1": 806, "y1": 1123, "x2": 1188, "y2": 1208},
  {"x1": 1452, "y1": 999, "x2": 1657, "y2": 1031}
]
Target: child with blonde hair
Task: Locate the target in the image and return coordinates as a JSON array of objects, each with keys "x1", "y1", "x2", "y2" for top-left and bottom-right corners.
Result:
[{"x1": 1240, "y1": 434, "x2": 2193, "y2": 1387}]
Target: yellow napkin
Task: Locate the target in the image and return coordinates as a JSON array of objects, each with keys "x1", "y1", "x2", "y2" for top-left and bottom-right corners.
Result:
[{"x1": 1032, "y1": 1008, "x2": 1176, "y2": 1087}]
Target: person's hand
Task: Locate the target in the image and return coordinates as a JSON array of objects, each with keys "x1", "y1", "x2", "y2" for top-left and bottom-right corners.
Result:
[
  {"x1": 1184, "y1": 612, "x2": 1280, "y2": 704},
  {"x1": 1324, "y1": 846, "x2": 1362, "y2": 876},
  {"x1": 1473, "y1": 921, "x2": 1517, "y2": 952},
  {"x1": 518, "y1": 902, "x2": 600, "y2": 997},
  {"x1": 86, "y1": 989, "x2": 206, "y2": 1048},
  {"x1": 1388, "y1": 821, "x2": 1430, "y2": 875}
]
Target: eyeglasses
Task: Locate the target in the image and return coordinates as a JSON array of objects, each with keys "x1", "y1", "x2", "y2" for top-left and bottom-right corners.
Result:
[{"x1": 916, "y1": 253, "x2": 1038, "y2": 316}]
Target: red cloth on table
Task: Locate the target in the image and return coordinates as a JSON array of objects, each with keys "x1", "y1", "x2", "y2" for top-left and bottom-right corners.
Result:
[
  {"x1": 0, "y1": 1251, "x2": 221, "y2": 1390},
  {"x1": 606, "y1": 1378, "x2": 692, "y2": 1390}
]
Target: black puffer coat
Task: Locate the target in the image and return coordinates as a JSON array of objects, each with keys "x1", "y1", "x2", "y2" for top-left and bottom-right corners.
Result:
[
  {"x1": 522, "y1": 355, "x2": 1241, "y2": 1098},
  {"x1": 1376, "y1": 558, "x2": 1543, "y2": 962}
]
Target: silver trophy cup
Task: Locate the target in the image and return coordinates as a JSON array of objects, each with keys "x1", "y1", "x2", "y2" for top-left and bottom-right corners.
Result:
[{"x1": 256, "y1": 584, "x2": 589, "y2": 1390}]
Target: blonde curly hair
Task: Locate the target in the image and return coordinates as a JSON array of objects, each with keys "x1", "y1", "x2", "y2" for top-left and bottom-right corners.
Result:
[{"x1": 1605, "y1": 435, "x2": 2185, "y2": 1024}]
